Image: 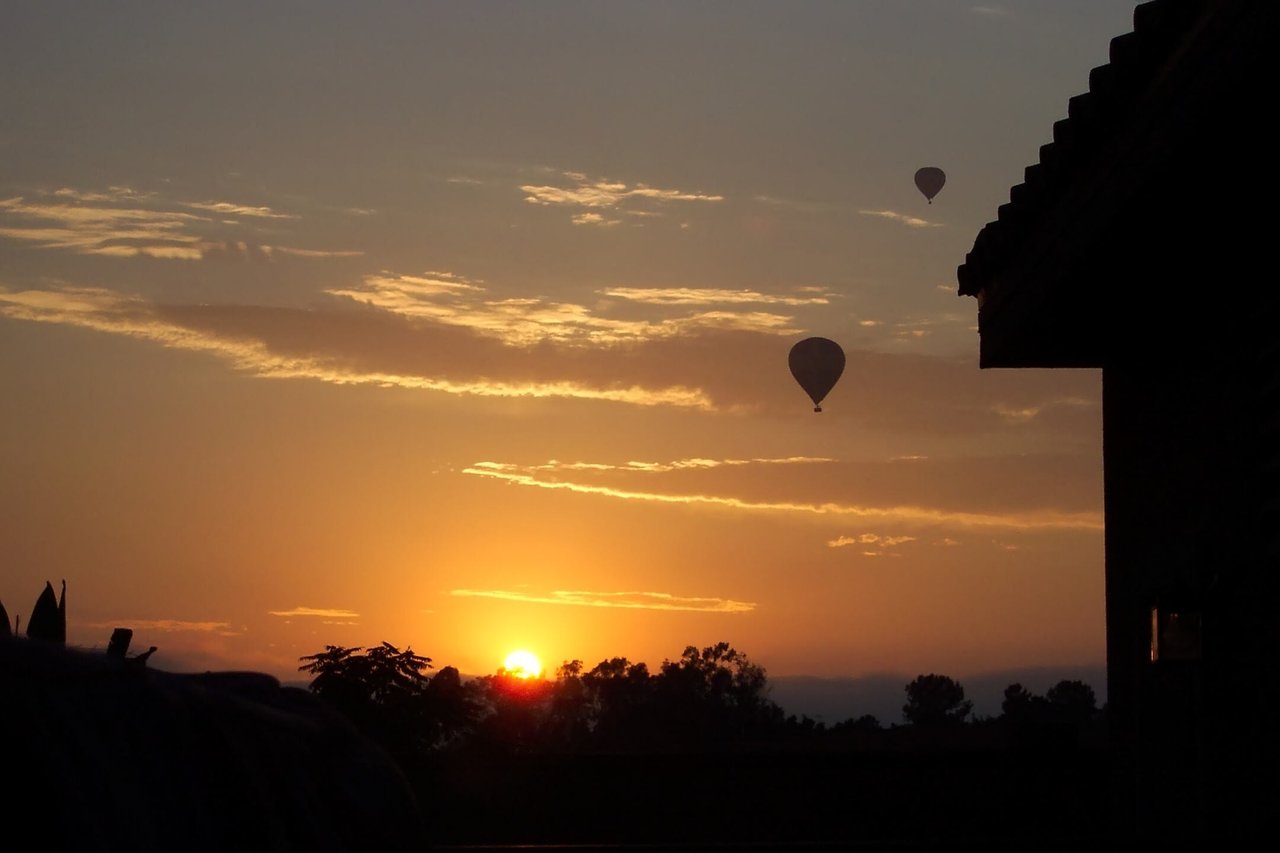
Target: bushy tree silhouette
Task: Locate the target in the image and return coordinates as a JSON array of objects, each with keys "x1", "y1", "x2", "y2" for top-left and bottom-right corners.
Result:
[
  {"x1": 1046, "y1": 679, "x2": 1097, "y2": 726},
  {"x1": 903, "y1": 674, "x2": 972, "y2": 727},
  {"x1": 299, "y1": 642, "x2": 447, "y2": 755},
  {"x1": 1000, "y1": 679, "x2": 1099, "y2": 748},
  {"x1": 468, "y1": 669, "x2": 558, "y2": 752},
  {"x1": 583, "y1": 657, "x2": 654, "y2": 747},
  {"x1": 654, "y1": 642, "x2": 781, "y2": 744}
]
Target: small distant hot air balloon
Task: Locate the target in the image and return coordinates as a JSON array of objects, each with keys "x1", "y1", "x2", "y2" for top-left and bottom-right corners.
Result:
[
  {"x1": 914, "y1": 167, "x2": 946, "y2": 204},
  {"x1": 789, "y1": 337, "x2": 845, "y2": 413}
]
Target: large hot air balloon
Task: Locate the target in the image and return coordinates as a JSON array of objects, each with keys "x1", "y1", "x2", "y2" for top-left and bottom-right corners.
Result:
[
  {"x1": 789, "y1": 337, "x2": 845, "y2": 413},
  {"x1": 914, "y1": 167, "x2": 946, "y2": 204}
]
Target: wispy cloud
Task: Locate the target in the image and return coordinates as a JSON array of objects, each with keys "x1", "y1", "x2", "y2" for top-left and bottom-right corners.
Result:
[
  {"x1": 328, "y1": 271, "x2": 800, "y2": 346},
  {"x1": 887, "y1": 312, "x2": 974, "y2": 342},
  {"x1": 183, "y1": 201, "x2": 296, "y2": 219},
  {"x1": 992, "y1": 397, "x2": 1098, "y2": 423},
  {"x1": 461, "y1": 464, "x2": 1104, "y2": 531},
  {"x1": 473, "y1": 456, "x2": 831, "y2": 475},
  {"x1": 600, "y1": 287, "x2": 831, "y2": 307},
  {"x1": 752, "y1": 194, "x2": 827, "y2": 214},
  {"x1": 53, "y1": 186, "x2": 154, "y2": 203},
  {"x1": 339, "y1": 270, "x2": 485, "y2": 302},
  {"x1": 268, "y1": 607, "x2": 361, "y2": 619},
  {"x1": 0, "y1": 286, "x2": 716, "y2": 410},
  {"x1": 450, "y1": 588, "x2": 755, "y2": 613},
  {"x1": 0, "y1": 281, "x2": 1102, "y2": 426},
  {"x1": 828, "y1": 533, "x2": 918, "y2": 556},
  {"x1": 0, "y1": 186, "x2": 355, "y2": 261},
  {"x1": 0, "y1": 194, "x2": 207, "y2": 259},
  {"x1": 521, "y1": 171, "x2": 723, "y2": 223},
  {"x1": 266, "y1": 246, "x2": 365, "y2": 259},
  {"x1": 572, "y1": 212, "x2": 621, "y2": 227},
  {"x1": 859, "y1": 209, "x2": 941, "y2": 229},
  {"x1": 90, "y1": 618, "x2": 240, "y2": 635}
]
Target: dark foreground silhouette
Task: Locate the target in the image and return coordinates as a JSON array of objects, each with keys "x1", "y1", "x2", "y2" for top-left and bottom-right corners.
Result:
[
  {"x1": 1, "y1": 636, "x2": 421, "y2": 852},
  {"x1": 4, "y1": 583, "x2": 1111, "y2": 848}
]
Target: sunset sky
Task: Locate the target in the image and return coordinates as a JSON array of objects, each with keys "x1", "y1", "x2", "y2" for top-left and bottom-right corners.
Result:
[{"x1": 1, "y1": 1, "x2": 1134, "y2": 697}]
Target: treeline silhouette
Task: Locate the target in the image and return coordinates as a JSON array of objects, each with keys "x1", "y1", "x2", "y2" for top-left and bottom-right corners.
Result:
[
  {"x1": 298, "y1": 641, "x2": 1112, "y2": 845},
  {"x1": 297, "y1": 640, "x2": 1104, "y2": 761}
]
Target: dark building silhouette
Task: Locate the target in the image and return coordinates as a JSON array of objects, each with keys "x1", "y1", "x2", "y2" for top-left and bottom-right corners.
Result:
[{"x1": 957, "y1": 0, "x2": 1277, "y2": 839}]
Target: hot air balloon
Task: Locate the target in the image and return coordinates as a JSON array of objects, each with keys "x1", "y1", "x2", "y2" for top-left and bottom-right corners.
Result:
[
  {"x1": 914, "y1": 167, "x2": 946, "y2": 204},
  {"x1": 789, "y1": 337, "x2": 845, "y2": 413}
]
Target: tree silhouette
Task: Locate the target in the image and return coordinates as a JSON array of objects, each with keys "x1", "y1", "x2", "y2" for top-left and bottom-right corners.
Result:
[
  {"x1": 1045, "y1": 679, "x2": 1096, "y2": 723},
  {"x1": 1001, "y1": 683, "x2": 1035, "y2": 717},
  {"x1": 1000, "y1": 679, "x2": 1098, "y2": 748},
  {"x1": 299, "y1": 642, "x2": 439, "y2": 755},
  {"x1": 419, "y1": 665, "x2": 478, "y2": 749},
  {"x1": 582, "y1": 657, "x2": 654, "y2": 747},
  {"x1": 544, "y1": 660, "x2": 591, "y2": 747},
  {"x1": 468, "y1": 669, "x2": 558, "y2": 753},
  {"x1": 653, "y1": 643, "x2": 781, "y2": 744},
  {"x1": 903, "y1": 674, "x2": 972, "y2": 727}
]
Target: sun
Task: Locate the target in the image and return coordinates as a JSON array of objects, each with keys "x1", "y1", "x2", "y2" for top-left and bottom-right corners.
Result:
[{"x1": 502, "y1": 649, "x2": 543, "y2": 679}]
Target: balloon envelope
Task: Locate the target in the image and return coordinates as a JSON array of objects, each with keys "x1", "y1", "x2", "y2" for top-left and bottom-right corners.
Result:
[
  {"x1": 789, "y1": 337, "x2": 845, "y2": 412},
  {"x1": 914, "y1": 167, "x2": 946, "y2": 203}
]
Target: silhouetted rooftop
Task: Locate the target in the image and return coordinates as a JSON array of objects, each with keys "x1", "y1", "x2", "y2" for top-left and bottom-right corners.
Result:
[{"x1": 957, "y1": 0, "x2": 1275, "y2": 367}]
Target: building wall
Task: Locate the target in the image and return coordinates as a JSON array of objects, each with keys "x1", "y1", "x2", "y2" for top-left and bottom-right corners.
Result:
[{"x1": 1103, "y1": 339, "x2": 1279, "y2": 838}]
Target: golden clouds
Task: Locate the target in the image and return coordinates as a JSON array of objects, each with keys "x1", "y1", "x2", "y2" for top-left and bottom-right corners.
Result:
[
  {"x1": 858, "y1": 209, "x2": 941, "y2": 228},
  {"x1": 473, "y1": 456, "x2": 831, "y2": 475},
  {"x1": 183, "y1": 201, "x2": 296, "y2": 219},
  {"x1": 992, "y1": 397, "x2": 1098, "y2": 423},
  {"x1": 461, "y1": 460, "x2": 1105, "y2": 531},
  {"x1": 572, "y1": 212, "x2": 622, "y2": 227},
  {"x1": 450, "y1": 589, "x2": 755, "y2": 613},
  {"x1": 827, "y1": 533, "x2": 918, "y2": 556},
  {"x1": 0, "y1": 278, "x2": 1102, "y2": 425},
  {"x1": 600, "y1": 287, "x2": 832, "y2": 307},
  {"x1": 0, "y1": 186, "x2": 356, "y2": 261},
  {"x1": 91, "y1": 619, "x2": 239, "y2": 635},
  {"x1": 268, "y1": 607, "x2": 361, "y2": 619},
  {"x1": 327, "y1": 271, "x2": 801, "y2": 346},
  {"x1": 0, "y1": 286, "x2": 716, "y2": 410},
  {"x1": 521, "y1": 171, "x2": 723, "y2": 225},
  {"x1": 0, "y1": 194, "x2": 207, "y2": 259},
  {"x1": 268, "y1": 247, "x2": 365, "y2": 259}
]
